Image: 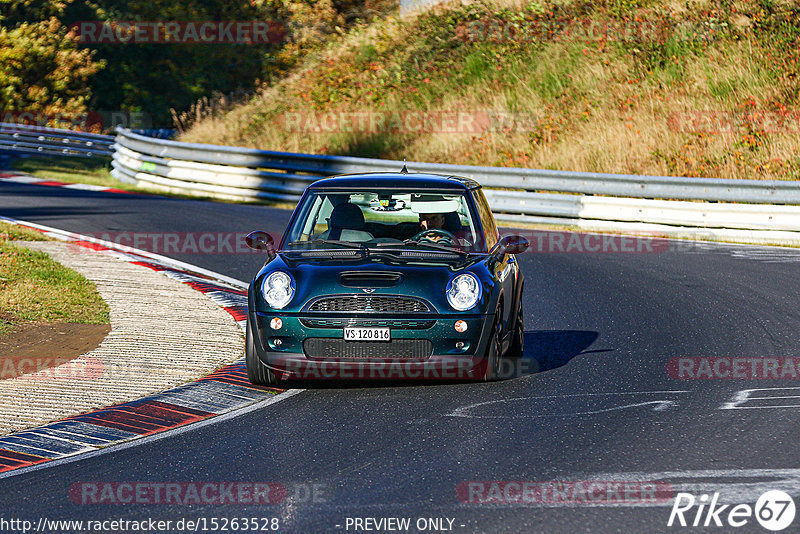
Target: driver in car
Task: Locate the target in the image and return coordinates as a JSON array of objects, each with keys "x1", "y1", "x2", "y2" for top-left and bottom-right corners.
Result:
[
  {"x1": 419, "y1": 212, "x2": 445, "y2": 232},
  {"x1": 409, "y1": 194, "x2": 460, "y2": 245},
  {"x1": 417, "y1": 212, "x2": 454, "y2": 244}
]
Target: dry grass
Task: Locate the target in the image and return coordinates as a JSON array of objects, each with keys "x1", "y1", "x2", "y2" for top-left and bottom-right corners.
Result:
[{"x1": 180, "y1": 0, "x2": 800, "y2": 181}]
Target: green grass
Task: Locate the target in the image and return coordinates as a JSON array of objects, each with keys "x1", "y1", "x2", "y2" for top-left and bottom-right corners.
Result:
[
  {"x1": 11, "y1": 157, "x2": 151, "y2": 193},
  {"x1": 0, "y1": 222, "x2": 49, "y2": 242},
  {"x1": 463, "y1": 50, "x2": 494, "y2": 87},
  {"x1": 0, "y1": 222, "x2": 110, "y2": 337},
  {"x1": 11, "y1": 156, "x2": 213, "y2": 198}
]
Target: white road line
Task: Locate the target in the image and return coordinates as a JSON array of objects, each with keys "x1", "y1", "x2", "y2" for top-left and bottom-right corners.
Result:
[
  {"x1": 61, "y1": 183, "x2": 110, "y2": 191},
  {"x1": 446, "y1": 391, "x2": 688, "y2": 418},
  {"x1": 0, "y1": 389, "x2": 305, "y2": 480},
  {"x1": 0, "y1": 175, "x2": 43, "y2": 184},
  {"x1": 721, "y1": 387, "x2": 800, "y2": 410}
]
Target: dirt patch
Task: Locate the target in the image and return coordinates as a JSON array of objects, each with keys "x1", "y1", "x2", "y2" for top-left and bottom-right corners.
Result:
[{"x1": 0, "y1": 323, "x2": 110, "y2": 380}]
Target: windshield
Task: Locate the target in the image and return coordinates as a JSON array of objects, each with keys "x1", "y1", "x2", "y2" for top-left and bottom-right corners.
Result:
[{"x1": 283, "y1": 190, "x2": 486, "y2": 253}]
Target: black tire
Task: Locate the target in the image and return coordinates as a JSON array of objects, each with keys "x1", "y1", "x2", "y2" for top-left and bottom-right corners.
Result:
[
  {"x1": 507, "y1": 300, "x2": 524, "y2": 359},
  {"x1": 246, "y1": 318, "x2": 280, "y2": 386},
  {"x1": 481, "y1": 314, "x2": 503, "y2": 381}
]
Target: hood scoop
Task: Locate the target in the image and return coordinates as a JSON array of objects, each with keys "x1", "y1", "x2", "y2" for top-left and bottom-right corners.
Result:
[{"x1": 339, "y1": 271, "x2": 402, "y2": 287}]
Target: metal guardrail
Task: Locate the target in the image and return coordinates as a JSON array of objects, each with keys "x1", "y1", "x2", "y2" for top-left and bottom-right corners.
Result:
[
  {"x1": 0, "y1": 123, "x2": 114, "y2": 158},
  {"x1": 108, "y1": 127, "x2": 800, "y2": 243},
  {"x1": 112, "y1": 128, "x2": 800, "y2": 205},
  {"x1": 481, "y1": 190, "x2": 800, "y2": 232},
  {"x1": 3, "y1": 124, "x2": 800, "y2": 242}
]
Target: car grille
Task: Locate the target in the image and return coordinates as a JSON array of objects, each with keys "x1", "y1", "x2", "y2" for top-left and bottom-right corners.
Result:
[
  {"x1": 306, "y1": 295, "x2": 430, "y2": 313},
  {"x1": 300, "y1": 318, "x2": 435, "y2": 329},
  {"x1": 303, "y1": 338, "x2": 432, "y2": 360}
]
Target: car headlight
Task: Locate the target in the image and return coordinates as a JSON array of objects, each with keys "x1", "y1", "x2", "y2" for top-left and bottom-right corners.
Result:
[
  {"x1": 261, "y1": 271, "x2": 295, "y2": 309},
  {"x1": 446, "y1": 273, "x2": 481, "y2": 311}
]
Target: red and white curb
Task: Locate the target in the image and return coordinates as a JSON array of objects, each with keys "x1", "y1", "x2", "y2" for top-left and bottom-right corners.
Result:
[
  {"x1": 0, "y1": 217, "x2": 291, "y2": 477},
  {"x1": 0, "y1": 170, "x2": 138, "y2": 194}
]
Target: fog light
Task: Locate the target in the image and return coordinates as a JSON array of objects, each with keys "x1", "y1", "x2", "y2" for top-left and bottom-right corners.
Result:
[
  {"x1": 270, "y1": 317, "x2": 283, "y2": 330},
  {"x1": 454, "y1": 320, "x2": 467, "y2": 333},
  {"x1": 274, "y1": 338, "x2": 282, "y2": 346},
  {"x1": 455, "y1": 341, "x2": 465, "y2": 349}
]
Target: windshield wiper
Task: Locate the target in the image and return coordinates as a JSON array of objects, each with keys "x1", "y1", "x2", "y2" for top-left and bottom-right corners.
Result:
[
  {"x1": 391, "y1": 239, "x2": 468, "y2": 255},
  {"x1": 287, "y1": 239, "x2": 366, "y2": 250}
]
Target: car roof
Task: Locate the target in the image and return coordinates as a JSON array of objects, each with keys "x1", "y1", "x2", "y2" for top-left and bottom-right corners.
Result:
[{"x1": 308, "y1": 172, "x2": 482, "y2": 191}]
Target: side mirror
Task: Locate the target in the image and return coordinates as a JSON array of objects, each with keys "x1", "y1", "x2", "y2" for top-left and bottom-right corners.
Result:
[
  {"x1": 245, "y1": 231, "x2": 275, "y2": 252},
  {"x1": 494, "y1": 235, "x2": 529, "y2": 256}
]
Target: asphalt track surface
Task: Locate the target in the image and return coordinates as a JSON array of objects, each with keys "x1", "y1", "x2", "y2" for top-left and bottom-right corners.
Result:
[{"x1": 2, "y1": 181, "x2": 800, "y2": 533}]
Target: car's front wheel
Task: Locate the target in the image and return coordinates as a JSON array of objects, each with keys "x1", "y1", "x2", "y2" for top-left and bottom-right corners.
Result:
[
  {"x1": 481, "y1": 314, "x2": 503, "y2": 381},
  {"x1": 507, "y1": 299, "x2": 524, "y2": 359},
  {"x1": 246, "y1": 318, "x2": 280, "y2": 386}
]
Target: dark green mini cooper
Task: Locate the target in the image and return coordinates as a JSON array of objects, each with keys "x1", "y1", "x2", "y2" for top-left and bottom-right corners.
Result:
[{"x1": 245, "y1": 172, "x2": 529, "y2": 386}]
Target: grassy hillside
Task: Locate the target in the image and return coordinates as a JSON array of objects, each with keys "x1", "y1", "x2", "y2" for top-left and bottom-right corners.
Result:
[{"x1": 180, "y1": 0, "x2": 800, "y2": 181}]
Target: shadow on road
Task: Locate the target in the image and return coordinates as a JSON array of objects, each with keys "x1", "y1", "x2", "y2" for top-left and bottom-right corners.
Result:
[{"x1": 521, "y1": 329, "x2": 603, "y2": 373}]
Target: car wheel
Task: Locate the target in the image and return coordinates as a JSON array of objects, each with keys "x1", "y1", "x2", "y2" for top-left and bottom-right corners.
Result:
[
  {"x1": 246, "y1": 318, "x2": 280, "y2": 386},
  {"x1": 507, "y1": 300, "x2": 524, "y2": 359},
  {"x1": 482, "y1": 314, "x2": 503, "y2": 381}
]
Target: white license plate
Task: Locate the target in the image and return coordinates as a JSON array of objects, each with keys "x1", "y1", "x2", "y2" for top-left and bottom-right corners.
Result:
[{"x1": 344, "y1": 327, "x2": 390, "y2": 341}]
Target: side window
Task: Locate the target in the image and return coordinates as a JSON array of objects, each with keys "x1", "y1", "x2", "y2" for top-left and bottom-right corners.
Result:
[{"x1": 472, "y1": 190, "x2": 498, "y2": 250}]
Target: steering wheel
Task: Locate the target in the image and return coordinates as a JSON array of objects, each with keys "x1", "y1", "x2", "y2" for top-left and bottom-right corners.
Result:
[{"x1": 408, "y1": 228, "x2": 455, "y2": 245}]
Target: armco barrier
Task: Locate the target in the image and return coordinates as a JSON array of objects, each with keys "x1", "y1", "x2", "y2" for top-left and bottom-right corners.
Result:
[
  {"x1": 2, "y1": 124, "x2": 799, "y2": 244},
  {"x1": 108, "y1": 128, "x2": 800, "y2": 244},
  {"x1": 0, "y1": 123, "x2": 114, "y2": 158},
  {"x1": 112, "y1": 128, "x2": 800, "y2": 204}
]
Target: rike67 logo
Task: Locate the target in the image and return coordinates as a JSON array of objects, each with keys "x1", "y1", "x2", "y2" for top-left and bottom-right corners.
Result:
[{"x1": 668, "y1": 490, "x2": 796, "y2": 531}]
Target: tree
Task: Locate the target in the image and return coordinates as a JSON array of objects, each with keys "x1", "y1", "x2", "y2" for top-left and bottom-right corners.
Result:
[{"x1": 0, "y1": 17, "x2": 104, "y2": 125}]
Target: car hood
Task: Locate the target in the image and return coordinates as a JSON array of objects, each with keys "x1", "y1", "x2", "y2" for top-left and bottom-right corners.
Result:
[{"x1": 254, "y1": 252, "x2": 490, "y2": 314}]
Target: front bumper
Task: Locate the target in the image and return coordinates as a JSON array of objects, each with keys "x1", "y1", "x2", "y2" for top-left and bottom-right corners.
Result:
[{"x1": 249, "y1": 310, "x2": 495, "y2": 381}]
